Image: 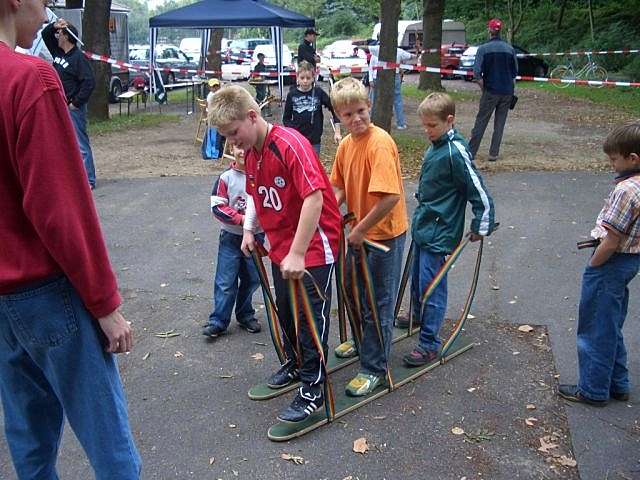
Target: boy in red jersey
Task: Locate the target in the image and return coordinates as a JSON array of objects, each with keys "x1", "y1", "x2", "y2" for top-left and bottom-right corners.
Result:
[{"x1": 209, "y1": 85, "x2": 341, "y2": 422}]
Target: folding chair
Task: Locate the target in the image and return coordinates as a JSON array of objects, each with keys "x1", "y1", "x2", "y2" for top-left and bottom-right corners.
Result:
[{"x1": 194, "y1": 98, "x2": 208, "y2": 146}]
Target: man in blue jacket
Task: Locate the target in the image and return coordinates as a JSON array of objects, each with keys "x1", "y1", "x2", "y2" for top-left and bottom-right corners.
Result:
[
  {"x1": 43, "y1": 18, "x2": 97, "y2": 189},
  {"x1": 468, "y1": 18, "x2": 517, "y2": 162}
]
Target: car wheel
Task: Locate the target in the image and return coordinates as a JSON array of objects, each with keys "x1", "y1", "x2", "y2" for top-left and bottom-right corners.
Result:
[{"x1": 109, "y1": 79, "x2": 123, "y2": 103}]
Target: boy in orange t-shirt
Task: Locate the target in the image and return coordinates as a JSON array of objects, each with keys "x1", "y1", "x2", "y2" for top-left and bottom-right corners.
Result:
[{"x1": 329, "y1": 77, "x2": 408, "y2": 396}]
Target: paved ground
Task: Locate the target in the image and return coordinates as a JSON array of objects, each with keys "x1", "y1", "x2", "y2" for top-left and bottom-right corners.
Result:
[{"x1": 1, "y1": 172, "x2": 638, "y2": 479}]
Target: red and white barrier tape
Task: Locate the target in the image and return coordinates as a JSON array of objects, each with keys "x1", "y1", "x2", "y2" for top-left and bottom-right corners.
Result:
[{"x1": 85, "y1": 51, "x2": 640, "y2": 88}]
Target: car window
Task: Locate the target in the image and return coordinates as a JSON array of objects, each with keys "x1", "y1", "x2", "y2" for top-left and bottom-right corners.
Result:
[{"x1": 130, "y1": 49, "x2": 148, "y2": 60}]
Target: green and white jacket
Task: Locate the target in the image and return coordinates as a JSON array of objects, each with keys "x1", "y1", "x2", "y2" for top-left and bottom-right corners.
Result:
[{"x1": 412, "y1": 128, "x2": 496, "y2": 254}]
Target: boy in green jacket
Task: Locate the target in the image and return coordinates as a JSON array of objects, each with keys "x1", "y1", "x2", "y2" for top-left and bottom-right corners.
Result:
[{"x1": 404, "y1": 92, "x2": 496, "y2": 366}]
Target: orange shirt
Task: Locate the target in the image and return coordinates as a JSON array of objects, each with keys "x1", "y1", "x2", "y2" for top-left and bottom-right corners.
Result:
[{"x1": 330, "y1": 124, "x2": 408, "y2": 240}]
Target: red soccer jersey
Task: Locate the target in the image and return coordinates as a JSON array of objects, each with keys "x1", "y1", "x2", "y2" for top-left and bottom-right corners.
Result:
[{"x1": 245, "y1": 125, "x2": 340, "y2": 267}]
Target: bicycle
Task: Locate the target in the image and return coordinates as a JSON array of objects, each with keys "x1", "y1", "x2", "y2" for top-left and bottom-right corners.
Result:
[{"x1": 549, "y1": 53, "x2": 608, "y2": 88}]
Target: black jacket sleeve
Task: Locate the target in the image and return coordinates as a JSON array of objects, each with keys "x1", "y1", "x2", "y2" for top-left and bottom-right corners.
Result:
[
  {"x1": 282, "y1": 89, "x2": 294, "y2": 127},
  {"x1": 320, "y1": 89, "x2": 339, "y2": 124},
  {"x1": 42, "y1": 23, "x2": 63, "y2": 59},
  {"x1": 71, "y1": 52, "x2": 95, "y2": 107}
]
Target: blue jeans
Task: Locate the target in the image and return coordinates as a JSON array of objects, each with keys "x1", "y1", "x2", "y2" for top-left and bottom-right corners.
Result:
[
  {"x1": 393, "y1": 73, "x2": 406, "y2": 128},
  {"x1": 312, "y1": 144, "x2": 321, "y2": 157},
  {"x1": 208, "y1": 230, "x2": 262, "y2": 329},
  {"x1": 577, "y1": 253, "x2": 639, "y2": 401},
  {"x1": 348, "y1": 233, "x2": 405, "y2": 376},
  {"x1": 0, "y1": 276, "x2": 141, "y2": 480},
  {"x1": 411, "y1": 247, "x2": 448, "y2": 352},
  {"x1": 69, "y1": 104, "x2": 96, "y2": 188}
]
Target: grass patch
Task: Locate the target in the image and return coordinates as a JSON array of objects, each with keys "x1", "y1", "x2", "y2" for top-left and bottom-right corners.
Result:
[
  {"x1": 521, "y1": 81, "x2": 640, "y2": 114},
  {"x1": 402, "y1": 83, "x2": 480, "y2": 103},
  {"x1": 89, "y1": 113, "x2": 181, "y2": 136}
]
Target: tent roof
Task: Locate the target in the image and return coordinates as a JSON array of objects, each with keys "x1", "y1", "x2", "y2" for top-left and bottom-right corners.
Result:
[{"x1": 149, "y1": 0, "x2": 314, "y2": 28}]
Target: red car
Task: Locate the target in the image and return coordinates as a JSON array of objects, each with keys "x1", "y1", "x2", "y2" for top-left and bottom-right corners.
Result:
[{"x1": 415, "y1": 42, "x2": 468, "y2": 78}]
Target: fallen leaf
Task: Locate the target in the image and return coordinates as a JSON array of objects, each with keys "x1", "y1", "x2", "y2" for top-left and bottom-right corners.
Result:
[
  {"x1": 229, "y1": 424, "x2": 237, "y2": 428},
  {"x1": 251, "y1": 353, "x2": 264, "y2": 361},
  {"x1": 512, "y1": 351, "x2": 520, "y2": 355},
  {"x1": 463, "y1": 429, "x2": 495, "y2": 443},
  {"x1": 508, "y1": 300, "x2": 517, "y2": 304},
  {"x1": 160, "y1": 283, "x2": 168, "y2": 288},
  {"x1": 451, "y1": 426, "x2": 465, "y2": 435},
  {"x1": 252, "y1": 341, "x2": 267, "y2": 346},
  {"x1": 174, "y1": 351, "x2": 184, "y2": 358},
  {"x1": 526, "y1": 404, "x2": 536, "y2": 410},
  {"x1": 372, "y1": 415, "x2": 386, "y2": 420},
  {"x1": 467, "y1": 387, "x2": 477, "y2": 393},
  {"x1": 353, "y1": 437, "x2": 369, "y2": 454},
  {"x1": 538, "y1": 436, "x2": 559, "y2": 453},
  {"x1": 219, "y1": 374, "x2": 233, "y2": 379},
  {"x1": 491, "y1": 285, "x2": 500, "y2": 290},
  {"x1": 525, "y1": 417, "x2": 538, "y2": 426},
  {"x1": 281, "y1": 453, "x2": 304, "y2": 465},
  {"x1": 466, "y1": 313, "x2": 476, "y2": 319},
  {"x1": 142, "y1": 352, "x2": 150, "y2": 360},
  {"x1": 209, "y1": 456, "x2": 215, "y2": 465},
  {"x1": 518, "y1": 325, "x2": 534, "y2": 333},
  {"x1": 555, "y1": 455, "x2": 577, "y2": 467}
]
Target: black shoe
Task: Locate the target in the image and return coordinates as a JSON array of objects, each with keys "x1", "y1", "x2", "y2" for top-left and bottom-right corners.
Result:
[
  {"x1": 558, "y1": 384, "x2": 608, "y2": 407},
  {"x1": 202, "y1": 324, "x2": 226, "y2": 338},
  {"x1": 267, "y1": 360, "x2": 299, "y2": 389},
  {"x1": 403, "y1": 347, "x2": 439, "y2": 367},
  {"x1": 238, "y1": 318, "x2": 261, "y2": 333},
  {"x1": 611, "y1": 391, "x2": 630, "y2": 402},
  {"x1": 277, "y1": 389, "x2": 323, "y2": 423}
]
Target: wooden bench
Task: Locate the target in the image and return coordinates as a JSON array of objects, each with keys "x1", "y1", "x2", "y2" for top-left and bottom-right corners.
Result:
[{"x1": 117, "y1": 89, "x2": 147, "y2": 116}]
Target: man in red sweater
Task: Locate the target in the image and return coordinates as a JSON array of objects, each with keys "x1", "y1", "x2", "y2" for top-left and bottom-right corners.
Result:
[{"x1": 0, "y1": 1, "x2": 141, "y2": 478}]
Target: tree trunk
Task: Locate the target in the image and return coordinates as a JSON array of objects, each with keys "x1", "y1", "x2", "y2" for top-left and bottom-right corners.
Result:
[
  {"x1": 372, "y1": 0, "x2": 401, "y2": 132},
  {"x1": 207, "y1": 28, "x2": 224, "y2": 79},
  {"x1": 83, "y1": 0, "x2": 112, "y2": 121},
  {"x1": 418, "y1": 0, "x2": 444, "y2": 92},
  {"x1": 556, "y1": 0, "x2": 568, "y2": 29},
  {"x1": 587, "y1": 0, "x2": 595, "y2": 42},
  {"x1": 66, "y1": 0, "x2": 83, "y2": 8},
  {"x1": 506, "y1": 0, "x2": 526, "y2": 43}
]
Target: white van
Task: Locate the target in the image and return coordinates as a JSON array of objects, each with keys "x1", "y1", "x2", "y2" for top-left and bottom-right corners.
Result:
[
  {"x1": 179, "y1": 37, "x2": 201, "y2": 63},
  {"x1": 372, "y1": 19, "x2": 466, "y2": 50}
]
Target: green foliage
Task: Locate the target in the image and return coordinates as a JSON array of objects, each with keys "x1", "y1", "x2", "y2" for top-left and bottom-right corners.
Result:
[{"x1": 449, "y1": 0, "x2": 640, "y2": 81}]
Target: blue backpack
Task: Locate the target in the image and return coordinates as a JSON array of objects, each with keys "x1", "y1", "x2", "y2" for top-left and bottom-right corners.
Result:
[{"x1": 201, "y1": 127, "x2": 221, "y2": 160}]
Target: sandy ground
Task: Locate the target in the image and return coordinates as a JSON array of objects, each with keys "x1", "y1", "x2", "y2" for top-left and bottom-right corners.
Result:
[{"x1": 94, "y1": 77, "x2": 633, "y2": 183}]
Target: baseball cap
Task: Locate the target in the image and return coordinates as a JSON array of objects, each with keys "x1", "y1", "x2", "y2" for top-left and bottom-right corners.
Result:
[
  {"x1": 487, "y1": 18, "x2": 502, "y2": 31},
  {"x1": 208, "y1": 78, "x2": 220, "y2": 87},
  {"x1": 304, "y1": 28, "x2": 319, "y2": 36}
]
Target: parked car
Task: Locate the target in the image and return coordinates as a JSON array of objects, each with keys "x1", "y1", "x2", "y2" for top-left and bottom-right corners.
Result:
[
  {"x1": 129, "y1": 44, "x2": 198, "y2": 85},
  {"x1": 226, "y1": 38, "x2": 271, "y2": 64},
  {"x1": 440, "y1": 42, "x2": 468, "y2": 78},
  {"x1": 318, "y1": 40, "x2": 367, "y2": 81},
  {"x1": 250, "y1": 44, "x2": 296, "y2": 85},
  {"x1": 458, "y1": 44, "x2": 549, "y2": 80}
]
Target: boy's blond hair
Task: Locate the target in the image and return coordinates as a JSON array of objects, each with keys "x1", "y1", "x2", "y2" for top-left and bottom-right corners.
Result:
[
  {"x1": 330, "y1": 77, "x2": 368, "y2": 111},
  {"x1": 417, "y1": 92, "x2": 456, "y2": 121},
  {"x1": 603, "y1": 121, "x2": 640, "y2": 157},
  {"x1": 297, "y1": 60, "x2": 314, "y2": 75},
  {"x1": 208, "y1": 85, "x2": 260, "y2": 128}
]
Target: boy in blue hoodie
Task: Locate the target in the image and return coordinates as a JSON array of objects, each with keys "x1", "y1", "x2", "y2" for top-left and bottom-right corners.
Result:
[{"x1": 404, "y1": 92, "x2": 496, "y2": 366}]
